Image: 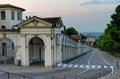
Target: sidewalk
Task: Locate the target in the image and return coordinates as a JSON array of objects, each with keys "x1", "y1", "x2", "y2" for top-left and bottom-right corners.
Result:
[
  {"x1": 105, "y1": 70, "x2": 120, "y2": 79},
  {"x1": 0, "y1": 64, "x2": 58, "y2": 73},
  {"x1": 98, "y1": 49, "x2": 120, "y2": 79}
]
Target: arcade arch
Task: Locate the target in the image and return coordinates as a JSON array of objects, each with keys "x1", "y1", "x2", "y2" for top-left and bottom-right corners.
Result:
[{"x1": 28, "y1": 37, "x2": 45, "y2": 66}]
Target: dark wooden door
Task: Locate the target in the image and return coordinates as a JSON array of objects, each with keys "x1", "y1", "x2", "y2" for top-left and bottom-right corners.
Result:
[{"x1": 2, "y1": 43, "x2": 7, "y2": 56}]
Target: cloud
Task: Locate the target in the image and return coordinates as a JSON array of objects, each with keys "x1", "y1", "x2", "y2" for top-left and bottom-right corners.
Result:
[{"x1": 81, "y1": 0, "x2": 120, "y2": 5}]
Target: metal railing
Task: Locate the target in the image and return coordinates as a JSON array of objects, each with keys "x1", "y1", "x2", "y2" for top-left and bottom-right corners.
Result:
[
  {"x1": 0, "y1": 56, "x2": 14, "y2": 64},
  {"x1": 0, "y1": 65, "x2": 114, "y2": 79}
]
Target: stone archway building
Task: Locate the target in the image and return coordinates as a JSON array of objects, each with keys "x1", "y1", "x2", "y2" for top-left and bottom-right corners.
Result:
[{"x1": 0, "y1": 4, "x2": 91, "y2": 67}]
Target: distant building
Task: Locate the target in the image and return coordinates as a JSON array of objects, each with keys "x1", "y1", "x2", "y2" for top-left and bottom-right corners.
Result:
[
  {"x1": 86, "y1": 37, "x2": 96, "y2": 46},
  {"x1": 82, "y1": 32, "x2": 103, "y2": 40},
  {"x1": 71, "y1": 35, "x2": 81, "y2": 40},
  {"x1": 81, "y1": 32, "x2": 103, "y2": 46}
]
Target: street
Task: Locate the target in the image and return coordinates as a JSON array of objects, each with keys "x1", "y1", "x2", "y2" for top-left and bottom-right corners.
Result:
[
  {"x1": 23, "y1": 49, "x2": 114, "y2": 79},
  {"x1": 0, "y1": 49, "x2": 114, "y2": 79}
]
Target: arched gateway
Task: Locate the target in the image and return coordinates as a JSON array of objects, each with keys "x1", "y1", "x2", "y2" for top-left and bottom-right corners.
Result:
[
  {"x1": 29, "y1": 37, "x2": 45, "y2": 66},
  {"x1": 17, "y1": 16, "x2": 59, "y2": 67},
  {"x1": 0, "y1": 4, "x2": 87, "y2": 68}
]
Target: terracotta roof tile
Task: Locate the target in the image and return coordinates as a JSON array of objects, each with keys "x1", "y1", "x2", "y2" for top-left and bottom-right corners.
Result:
[
  {"x1": 71, "y1": 35, "x2": 81, "y2": 40},
  {"x1": 17, "y1": 16, "x2": 62, "y2": 27},
  {"x1": 41, "y1": 17, "x2": 61, "y2": 26}
]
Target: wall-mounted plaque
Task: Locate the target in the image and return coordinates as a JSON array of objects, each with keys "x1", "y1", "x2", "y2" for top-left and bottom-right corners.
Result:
[{"x1": 3, "y1": 33, "x2": 7, "y2": 38}]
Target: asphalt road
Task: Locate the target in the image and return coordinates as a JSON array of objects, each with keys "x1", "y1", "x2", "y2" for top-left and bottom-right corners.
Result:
[{"x1": 0, "y1": 49, "x2": 114, "y2": 79}]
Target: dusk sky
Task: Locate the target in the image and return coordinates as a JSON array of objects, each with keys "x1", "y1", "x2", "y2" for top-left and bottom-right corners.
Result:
[{"x1": 0, "y1": 0, "x2": 120, "y2": 33}]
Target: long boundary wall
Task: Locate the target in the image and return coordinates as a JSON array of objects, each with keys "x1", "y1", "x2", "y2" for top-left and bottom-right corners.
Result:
[{"x1": 55, "y1": 33, "x2": 92, "y2": 65}]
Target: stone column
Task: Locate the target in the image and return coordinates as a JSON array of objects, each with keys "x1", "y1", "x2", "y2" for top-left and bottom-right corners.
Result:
[
  {"x1": 45, "y1": 36, "x2": 52, "y2": 68},
  {"x1": 56, "y1": 34, "x2": 62, "y2": 64},
  {"x1": 53, "y1": 34, "x2": 56, "y2": 66},
  {"x1": 20, "y1": 34, "x2": 29, "y2": 66},
  {"x1": 77, "y1": 41, "x2": 81, "y2": 55}
]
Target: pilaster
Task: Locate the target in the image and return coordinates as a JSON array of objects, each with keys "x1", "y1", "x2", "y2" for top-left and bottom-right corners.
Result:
[{"x1": 20, "y1": 34, "x2": 29, "y2": 66}]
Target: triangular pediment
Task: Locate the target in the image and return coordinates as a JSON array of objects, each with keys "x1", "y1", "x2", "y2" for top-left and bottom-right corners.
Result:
[{"x1": 17, "y1": 16, "x2": 52, "y2": 28}]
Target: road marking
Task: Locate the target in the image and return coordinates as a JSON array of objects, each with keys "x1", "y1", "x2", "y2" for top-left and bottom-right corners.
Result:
[
  {"x1": 88, "y1": 51, "x2": 95, "y2": 65},
  {"x1": 57, "y1": 64, "x2": 112, "y2": 69},
  {"x1": 97, "y1": 51, "x2": 110, "y2": 65},
  {"x1": 68, "y1": 64, "x2": 73, "y2": 67},
  {"x1": 110, "y1": 66, "x2": 115, "y2": 76},
  {"x1": 103, "y1": 66, "x2": 108, "y2": 68},
  {"x1": 98, "y1": 65, "x2": 102, "y2": 68},
  {"x1": 79, "y1": 65, "x2": 84, "y2": 68},
  {"x1": 63, "y1": 64, "x2": 67, "y2": 67},
  {"x1": 57, "y1": 63, "x2": 62, "y2": 67},
  {"x1": 110, "y1": 66, "x2": 114, "y2": 69},
  {"x1": 85, "y1": 65, "x2": 89, "y2": 69},
  {"x1": 91, "y1": 65, "x2": 95, "y2": 68},
  {"x1": 74, "y1": 65, "x2": 78, "y2": 68}
]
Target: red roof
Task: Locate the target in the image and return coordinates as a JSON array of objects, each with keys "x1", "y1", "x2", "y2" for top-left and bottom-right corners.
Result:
[
  {"x1": 23, "y1": 16, "x2": 61, "y2": 26},
  {"x1": 17, "y1": 16, "x2": 63, "y2": 27},
  {"x1": 41, "y1": 17, "x2": 61, "y2": 26},
  {"x1": 0, "y1": 4, "x2": 25, "y2": 11},
  {"x1": 71, "y1": 35, "x2": 81, "y2": 40}
]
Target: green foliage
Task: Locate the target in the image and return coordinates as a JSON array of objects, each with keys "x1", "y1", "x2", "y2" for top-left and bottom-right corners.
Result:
[
  {"x1": 80, "y1": 34, "x2": 87, "y2": 39},
  {"x1": 64, "y1": 27, "x2": 78, "y2": 35},
  {"x1": 115, "y1": 5, "x2": 120, "y2": 13},
  {"x1": 93, "y1": 41, "x2": 98, "y2": 48},
  {"x1": 98, "y1": 5, "x2": 120, "y2": 56}
]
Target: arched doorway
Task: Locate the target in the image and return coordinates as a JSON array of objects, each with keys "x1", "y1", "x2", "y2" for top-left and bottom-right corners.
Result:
[
  {"x1": 0, "y1": 38, "x2": 14, "y2": 64},
  {"x1": 29, "y1": 37, "x2": 45, "y2": 66}
]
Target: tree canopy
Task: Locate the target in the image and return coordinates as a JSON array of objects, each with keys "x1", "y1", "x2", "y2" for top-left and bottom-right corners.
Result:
[
  {"x1": 80, "y1": 33, "x2": 87, "y2": 39},
  {"x1": 64, "y1": 27, "x2": 78, "y2": 35},
  {"x1": 98, "y1": 5, "x2": 120, "y2": 56}
]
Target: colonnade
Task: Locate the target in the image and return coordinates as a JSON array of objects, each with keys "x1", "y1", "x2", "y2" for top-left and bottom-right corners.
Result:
[{"x1": 56, "y1": 33, "x2": 92, "y2": 64}]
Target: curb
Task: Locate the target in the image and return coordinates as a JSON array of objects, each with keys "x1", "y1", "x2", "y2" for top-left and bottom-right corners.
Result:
[{"x1": 97, "y1": 66, "x2": 115, "y2": 79}]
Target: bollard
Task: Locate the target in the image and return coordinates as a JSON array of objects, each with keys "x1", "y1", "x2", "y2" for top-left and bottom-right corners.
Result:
[
  {"x1": 21, "y1": 76, "x2": 26, "y2": 79},
  {"x1": 64, "y1": 75, "x2": 65, "y2": 79},
  {"x1": 52, "y1": 76, "x2": 54, "y2": 79},
  {"x1": 75, "y1": 74, "x2": 77, "y2": 79},
  {"x1": 7, "y1": 72, "x2": 10, "y2": 79}
]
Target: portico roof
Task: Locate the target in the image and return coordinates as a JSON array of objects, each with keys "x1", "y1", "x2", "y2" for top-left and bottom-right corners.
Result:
[
  {"x1": 41, "y1": 17, "x2": 62, "y2": 26},
  {"x1": 17, "y1": 16, "x2": 64, "y2": 28}
]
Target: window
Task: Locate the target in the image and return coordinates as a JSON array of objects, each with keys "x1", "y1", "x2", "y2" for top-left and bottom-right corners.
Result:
[
  {"x1": 11, "y1": 11, "x2": 15, "y2": 20},
  {"x1": 12, "y1": 25, "x2": 16, "y2": 29},
  {"x1": 1, "y1": 11, "x2": 6, "y2": 20},
  {"x1": 17, "y1": 12, "x2": 21, "y2": 20},
  {"x1": 2, "y1": 43, "x2": 7, "y2": 56},
  {"x1": 12, "y1": 26, "x2": 14, "y2": 29},
  {"x1": 12, "y1": 43, "x2": 14, "y2": 50},
  {"x1": 1, "y1": 25, "x2": 6, "y2": 29}
]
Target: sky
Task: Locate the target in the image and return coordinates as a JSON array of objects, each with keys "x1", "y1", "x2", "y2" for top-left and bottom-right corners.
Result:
[{"x1": 0, "y1": 0, "x2": 120, "y2": 33}]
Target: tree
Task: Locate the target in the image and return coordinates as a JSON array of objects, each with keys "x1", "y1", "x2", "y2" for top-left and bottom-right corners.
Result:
[
  {"x1": 64, "y1": 27, "x2": 78, "y2": 35},
  {"x1": 98, "y1": 5, "x2": 120, "y2": 56},
  {"x1": 93, "y1": 41, "x2": 98, "y2": 48},
  {"x1": 80, "y1": 33, "x2": 87, "y2": 39}
]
